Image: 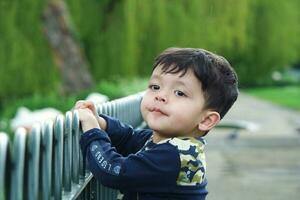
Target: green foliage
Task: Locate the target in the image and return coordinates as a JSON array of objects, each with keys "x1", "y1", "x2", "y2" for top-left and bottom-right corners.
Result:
[
  {"x1": 95, "y1": 78, "x2": 148, "y2": 99},
  {"x1": 0, "y1": 0, "x2": 59, "y2": 101},
  {"x1": 1, "y1": 0, "x2": 300, "y2": 101},
  {"x1": 235, "y1": 0, "x2": 300, "y2": 86}
]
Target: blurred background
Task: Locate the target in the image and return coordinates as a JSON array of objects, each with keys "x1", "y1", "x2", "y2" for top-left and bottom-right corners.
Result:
[{"x1": 0, "y1": 0, "x2": 300, "y2": 199}]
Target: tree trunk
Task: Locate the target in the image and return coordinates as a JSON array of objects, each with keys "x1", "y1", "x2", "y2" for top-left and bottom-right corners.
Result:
[{"x1": 42, "y1": 0, "x2": 94, "y2": 95}]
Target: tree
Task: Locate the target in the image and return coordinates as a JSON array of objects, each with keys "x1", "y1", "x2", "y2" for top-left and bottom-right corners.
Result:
[{"x1": 42, "y1": 0, "x2": 94, "y2": 94}]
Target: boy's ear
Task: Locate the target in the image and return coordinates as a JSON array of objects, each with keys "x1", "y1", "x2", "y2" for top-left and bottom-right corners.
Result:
[{"x1": 198, "y1": 111, "x2": 220, "y2": 132}]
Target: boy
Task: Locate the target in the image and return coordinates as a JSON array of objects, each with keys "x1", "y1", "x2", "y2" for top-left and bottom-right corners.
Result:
[{"x1": 76, "y1": 47, "x2": 238, "y2": 200}]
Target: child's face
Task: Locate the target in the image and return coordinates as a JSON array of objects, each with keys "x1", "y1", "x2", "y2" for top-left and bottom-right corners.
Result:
[{"x1": 141, "y1": 64, "x2": 207, "y2": 137}]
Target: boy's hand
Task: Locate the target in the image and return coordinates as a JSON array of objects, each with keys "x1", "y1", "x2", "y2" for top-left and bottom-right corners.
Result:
[
  {"x1": 77, "y1": 108, "x2": 100, "y2": 132},
  {"x1": 74, "y1": 100, "x2": 107, "y2": 130},
  {"x1": 75, "y1": 100, "x2": 98, "y2": 116}
]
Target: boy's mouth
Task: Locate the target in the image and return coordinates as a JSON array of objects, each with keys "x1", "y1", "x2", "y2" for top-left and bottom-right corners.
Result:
[{"x1": 149, "y1": 107, "x2": 168, "y2": 116}]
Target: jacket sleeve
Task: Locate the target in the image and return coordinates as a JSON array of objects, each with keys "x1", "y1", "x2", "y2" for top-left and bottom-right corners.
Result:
[
  {"x1": 80, "y1": 128, "x2": 180, "y2": 192},
  {"x1": 100, "y1": 114, "x2": 152, "y2": 155}
]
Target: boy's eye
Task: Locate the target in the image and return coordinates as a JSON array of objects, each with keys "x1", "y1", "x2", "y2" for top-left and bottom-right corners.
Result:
[
  {"x1": 149, "y1": 84, "x2": 160, "y2": 91},
  {"x1": 174, "y1": 90, "x2": 186, "y2": 97}
]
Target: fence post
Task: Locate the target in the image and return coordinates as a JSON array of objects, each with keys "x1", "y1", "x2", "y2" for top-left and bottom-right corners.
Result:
[
  {"x1": 72, "y1": 110, "x2": 80, "y2": 184},
  {"x1": 41, "y1": 121, "x2": 53, "y2": 200},
  {"x1": 53, "y1": 115, "x2": 64, "y2": 200},
  {"x1": 0, "y1": 133, "x2": 9, "y2": 200},
  {"x1": 27, "y1": 124, "x2": 41, "y2": 200},
  {"x1": 63, "y1": 111, "x2": 72, "y2": 192},
  {"x1": 10, "y1": 128, "x2": 27, "y2": 200}
]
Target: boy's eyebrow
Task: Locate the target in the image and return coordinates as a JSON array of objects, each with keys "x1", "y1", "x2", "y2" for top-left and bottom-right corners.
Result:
[
  {"x1": 173, "y1": 81, "x2": 191, "y2": 93},
  {"x1": 174, "y1": 80, "x2": 187, "y2": 86},
  {"x1": 151, "y1": 74, "x2": 188, "y2": 86}
]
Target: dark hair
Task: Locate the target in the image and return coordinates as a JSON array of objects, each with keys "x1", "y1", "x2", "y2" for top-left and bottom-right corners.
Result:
[{"x1": 153, "y1": 47, "x2": 238, "y2": 118}]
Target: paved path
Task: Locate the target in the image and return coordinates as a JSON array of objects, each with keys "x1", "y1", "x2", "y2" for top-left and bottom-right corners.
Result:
[{"x1": 205, "y1": 93, "x2": 300, "y2": 200}]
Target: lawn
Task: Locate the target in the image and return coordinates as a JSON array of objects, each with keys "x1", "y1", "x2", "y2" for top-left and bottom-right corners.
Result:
[{"x1": 244, "y1": 85, "x2": 300, "y2": 111}]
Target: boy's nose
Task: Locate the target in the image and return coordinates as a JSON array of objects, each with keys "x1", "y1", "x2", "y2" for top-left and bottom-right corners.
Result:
[{"x1": 155, "y1": 95, "x2": 166, "y2": 103}]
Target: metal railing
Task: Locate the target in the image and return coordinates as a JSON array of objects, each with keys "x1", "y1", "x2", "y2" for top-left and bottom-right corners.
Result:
[{"x1": 0, "y1": 92, "x2": 144, "y2": 200}]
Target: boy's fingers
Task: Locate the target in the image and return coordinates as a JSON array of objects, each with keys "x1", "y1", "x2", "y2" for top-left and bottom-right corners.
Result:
[
  {"x1": 84, "y1": 101, "x2": 95, "y2": 108},
  {"x1": 83, "y1": 101, "x2": 97, "y2": 113},
  {"x1": 75, "y1": 100, "x2": 94, "y2": 108},
  {"x1": 75, "y1": 100, "x2": 86, "y2": 108},
  {"x1": 78, "y1": 108, "x2": 91, "y2": 113},
  {"x1": 76, "y1": 108, "x2": 93, "y2": 117},
  {"x1": 74, "y1": 101, "x2": 97, "y2": 116}
]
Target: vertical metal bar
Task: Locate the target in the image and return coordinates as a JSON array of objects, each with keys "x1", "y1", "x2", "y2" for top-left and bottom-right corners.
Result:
[
  {"x1": 10, "y1": 128, "x2": 27, "y2": 200},
  {"x1": 117, "y1": 101, "x2": 123, "y2": 121},
  {"x1": 124, "y1": 99, "x2": 130, "y2": 123},
  {"x1": 90, "y1": 178, "x2": 98, "y2": 200},
  {"x1": 103, "y1": 103, "x2": 108, "y2": 115},
  {"x1": 27, "y1": 124, "x2": 41, "y2": 200},
  {"x1": 63, "y1": 111, "x2": 72, "y2": 191},
  {"x1": 54, "y1": 115, "x2": 64, "y2": 200},
  {"x1": 85, "y1": 181, "x2": 90, "y2": 200},
  {"x1": 127, "y1": 97, "x2": 132, "y2": 123},
  {"x1": 113, "y1": 101, "x2": 118, "y2": 118},
  {"x1": 111, "y1": 102, "x2": 117, "y2": 117},
  {"x1": 106, "y1": 102, "x2": 110, "y2": 115},
  {"x1": 115, "y1": 101, "x2": 120, "y2": 119},
  {"x1": 79, "y1": 129, "x2": 85, "y2": 177},
  {"x1": 72, "y1": 110, "x2": 80, "y2": 184},
  {"x1": 0, "y1": 133, "x2": 9, "y2": 200},
  {"x1": 108, "y1": 102, "x2": 113, "y2": 116},
  {"x1": 95, "y1": 178, "x2": 99, "y2": 200},
  {"x1": 41, "y1": 121, "x2": 53, "y2": 200},
  {"x1": 96, "y1": 104, "x2": 102, "y2": 117},
  {"x1": 78, "y1": 113, "x2": 85, "y2": 179}
]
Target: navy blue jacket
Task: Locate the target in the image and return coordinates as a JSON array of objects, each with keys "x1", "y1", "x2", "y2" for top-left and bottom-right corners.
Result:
[{"x1": 80, "y1": 114, "x2": 208, "y2": 200}]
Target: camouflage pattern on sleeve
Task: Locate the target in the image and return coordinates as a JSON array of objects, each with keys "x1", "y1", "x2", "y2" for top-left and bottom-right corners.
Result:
[{"x1": 168, "y1": 137, "x2": 206, "y2": 186}]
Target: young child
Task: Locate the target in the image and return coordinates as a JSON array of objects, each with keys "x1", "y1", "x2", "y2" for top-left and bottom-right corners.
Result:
[{"x1": 75, "y1": 47, "x2": 238, "y2": 200}]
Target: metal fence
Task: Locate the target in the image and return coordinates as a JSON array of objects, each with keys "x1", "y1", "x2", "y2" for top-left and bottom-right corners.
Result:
[{"x1": 0, "y1": 92, "x2": 144, "y2": 200}]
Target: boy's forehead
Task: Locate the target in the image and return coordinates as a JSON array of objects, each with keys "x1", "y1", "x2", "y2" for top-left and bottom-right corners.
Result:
[
  {"x1": 151, "y1": 64, "x2": 191, "y2": 78},
  {"x1": 150, "y1": 68, "x2": 181, "y2": 80},
  {"x1": 150, "y1": 65, "x2": 202, "y2": 88}
]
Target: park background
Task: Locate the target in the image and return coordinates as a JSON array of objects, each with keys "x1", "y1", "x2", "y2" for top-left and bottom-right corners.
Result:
[
  {"x1": 1, "y1": 0, "x2": 300, "y2": 121},
  {"x1": 0, "y1": 0, "x2": 300, "y2": 199}
]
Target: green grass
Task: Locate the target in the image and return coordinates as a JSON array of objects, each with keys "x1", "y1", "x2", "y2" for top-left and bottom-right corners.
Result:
[{"x1": 243, "y1": 85, "x2": 300, "y2": 111}]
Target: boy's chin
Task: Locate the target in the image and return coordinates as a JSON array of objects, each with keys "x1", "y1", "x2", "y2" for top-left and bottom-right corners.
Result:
[
  {"x1": 150, "y1": 127, "x2": 180, "y2": 137},
  {"x1": 146, "y1": 120, "x2": 182, "y2": 136}
]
